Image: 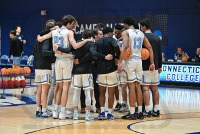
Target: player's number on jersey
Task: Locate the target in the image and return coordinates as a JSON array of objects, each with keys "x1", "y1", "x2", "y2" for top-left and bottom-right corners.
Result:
[
  {"x1": 133, "y1": 37, "x2": 142, "y2": 49},
  {"x1": 54, "y1": 36, "x2": 64, "y2": 48}
]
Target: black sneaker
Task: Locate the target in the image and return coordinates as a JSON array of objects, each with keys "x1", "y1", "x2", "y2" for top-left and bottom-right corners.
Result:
[
  {"x1": 114, "y1": 103, "x2": 122, "y2": 111},
  {"x1": 121, "y1": 112, "x2": 137, "y2": 120},
  {"x1": 152, "y1": 110, "x2": 160, "y2": 117},
  {"x1": 135, "y1": 107, "x2": 138, "y2": 113},
  {"x1": 137, "y1": 112, "x2": 144, "y2": 119},
  {"x1": 144, "y1": 111, "x2": 152, "y2": 118},
  {"x1": 35, "y1": 111, "x2": 41, "y2": 117}
]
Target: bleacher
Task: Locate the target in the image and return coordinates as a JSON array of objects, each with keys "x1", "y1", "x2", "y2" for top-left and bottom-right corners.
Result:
[{"x1": 0, "y1": 55, "x2": 34, "y2": 68}]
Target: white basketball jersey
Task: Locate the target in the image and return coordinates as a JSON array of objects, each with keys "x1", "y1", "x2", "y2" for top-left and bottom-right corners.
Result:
[
  {"x1": 126, "y1": 29, "x2": 144, "y2": 58},
  {"x1": 52, "y1": 28, "x2": 73, "y2": 58}
]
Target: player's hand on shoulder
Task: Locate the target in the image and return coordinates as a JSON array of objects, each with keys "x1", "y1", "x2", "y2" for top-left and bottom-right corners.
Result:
[
  {"x1": 55, "y1": 51, "x2": 63, "y2": 55},
  {"x1": 51, "y1": 26, "x2": 59, "y2": 31},
  {"x1": 86, "y1": 39, "x2": 94, "y2": 42},
  {"x1": 105, "y1": 54, "x2": 113, "y2": 60}
]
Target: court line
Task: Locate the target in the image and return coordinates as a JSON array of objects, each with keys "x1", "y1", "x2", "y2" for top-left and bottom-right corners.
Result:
[
  {"x1": 127, "y1": 116, "x2": 200, "y2": 134},
  {"x1": 24, "y1": 121, "x2": 87, "y2": 134}
]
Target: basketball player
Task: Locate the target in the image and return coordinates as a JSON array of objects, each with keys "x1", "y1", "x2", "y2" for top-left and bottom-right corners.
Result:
[
  {"x1": 37, "y1": 15, "x2": 93, "y2": 119},
  {"x1": 118, "y1": 17, "x2": 155, "y2": 120},
  {"x1": 90, "y1": 27, "x2": 120, "y2": 120},
  {"x1": 140, "y1": 19, "x2": 162, "y2": 117}
]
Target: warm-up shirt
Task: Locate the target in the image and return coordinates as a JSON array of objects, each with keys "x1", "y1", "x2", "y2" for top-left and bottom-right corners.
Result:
[
  {"x1": 9, "y1": 37, "x2": 22, "y2": 58},
  {"x1": 142, "y1": 33, "x2": 162, "y2": 71},
  {"x1": 89, "y1": 37, "x2": 120, "y2": 74}
]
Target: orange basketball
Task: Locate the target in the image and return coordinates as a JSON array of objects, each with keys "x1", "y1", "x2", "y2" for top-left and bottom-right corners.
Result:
[
  {"x1": 182, "y1": 56, "x2": 188, "y2": 62},
  {"x1": 7, "y1": 79, "x2": 14, "y2": 88},
  {"x1": 121, "y1": 47, "x2": 131, "y2": 60},
  {"x1": 24, "y1": 67, "x2": 31, "y2": 76},
  {"x1": 0, "y1": 68, "x2": 7, "y2": 77},
  {"x1": 19, "y1": 68, "x2": 25, "y2": 76},
  {"x1": 6, "y1": 68, "x2": 14, "y2": 77},
  {"x1": 13, "y1": 68, "x2": 21, "y2": 77},
  {"x1": 14, "y1": 80, "x2": 20, "y2": 88},
  {"x1": 141, "y1": 48, "x2": 150, "y2": 60},
  {"x1": 0, "y1": 80, "x2": 8, "y2": 88},
  {"x1": 20, "y1": 80, "x2": 27, "y2": 88}
]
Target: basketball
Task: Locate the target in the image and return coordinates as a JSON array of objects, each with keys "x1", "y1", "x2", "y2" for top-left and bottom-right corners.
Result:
[
  {"x1": 24, "y1": 67, "x2": 31, "y2": 76},
  {"x1": 0, "y1": 68, "x2": 7, "y2": 77},
  {"x1": 19, "y1": 68, "x2": 25, "y2": 76},
  {"x1": 123, "y1": 47, "x2": 131, "y2": 60},
  {"x1": 20, "y1": 80, "x2": 27, "y2": 88},
  {"x1": 6, "y1": 68, "x2": 14, "y2": 77},
  {"x1": 182, "y1": 56, "x2": 188, "y2": 62},
  {"x1": 7, "y1": 79, "x2": 14, "y2": 88},
  {"x1": 13, "y1": 68, "x2": 21, "y2": 77},
  {"x1": 14, "y1": 80, "x2": 20, "y2": 88},
  {"x1": 0, "y1": 80, "x2": 8, "y2": 88},
  {"x1": 141, "y1": 48, "x2": 150, "y2": 60}
]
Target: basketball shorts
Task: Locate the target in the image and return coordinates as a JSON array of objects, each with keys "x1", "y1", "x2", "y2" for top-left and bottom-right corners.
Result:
[
  {"x1": 141, "y1": 70, "x2": 160, "y2": 85},
  {"x1": 119, "y1": 61, "x2": 127, "y2": 85},
  {"x1": 123, "y1": 57, "x2": 143, "y2": 83},
  {"x1": 13, "y1": 57, "x2": 21, "y2": 66},
  {"x1": 55, "y1": 57, "x2": 73, "y2": 83},
  {"x1": 97, "y1": 70, "x2": 119, "y2": 87},
  {"x1": 71, "y1": 74, "x2": 93, "y2": 90},
  {"x1": 35, "y1": 69, "x2": 51, "y2": 85}
]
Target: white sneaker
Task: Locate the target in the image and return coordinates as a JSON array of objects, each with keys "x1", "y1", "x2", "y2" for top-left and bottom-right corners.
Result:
[
  {"x1": 53, "y1": 110, "x2": 59, "y2": 119},
  {"x1": 73, "y1": 113, "x2": 79, "y2": 120},
  {"x1": 85, "y1": 113, "x2": 94, "y2": 121},
  {"x1": 41, "y1": 111, "x2": 52, "y2": 118},
  {"x1": 119, "y1": 103, "x2": 129, "y2": 112},
  {"x1": 66, "y1": 109, "x2": 72, "y2": 114},
  {"x1": 11, "y1": 77, "x2": 15, "y2": 81},
  {"x1": 59, "y1": 112, "x2": 67, "y2": 120},
  {"x1": 15, "y1": 76, "x2": 21, "y2": 81},
  {"x1": 47, "y1": 105, "x2": 53, "y2": 112},
  {"x1": 20, "y1": 76, "x2": 25, "y2": 80},
  {"x1": 90, "y1": 105, "x2": 94, "y2": 113}
]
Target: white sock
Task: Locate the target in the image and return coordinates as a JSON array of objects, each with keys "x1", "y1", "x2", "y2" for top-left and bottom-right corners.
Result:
[
  {"x1": 54, "y1": 104, "x2": 58, "y2": 111},
  {"x1": 86, "y1": 110, "x2": 90, "y2": 114},
  {"x1": 116, "y1": 100, "x2": 120, "y2": 104},
  {"x1": 154, "y1": 105, "x2": 159, "y2": 112},
  {"x1": 145, "y1": 105, "x2": 151, "y2": 112},
  {"x1": 130, "y1": 107, "x2": 135, "y2": 114},
  {"x1": 37, "y1": 107, "x2": 41, "y2": 112},
  {"x1": 74, "y1": 109, "x2": 78, "y2": 114},
  {"x1": 100, "y1": 107, "x2": 105, "y2": 113},
  {"x1": 138, "y1": 106, "x2": 142, "y2": 113},
  {"x1": 135, "y1": 102, "x2": 138, "y2": 107},
  {"x1": 61, "y1": 107, "x2": 66, "y2": 114},
  {"x1": 42, "y1": 108, "x2": 47, "y2": 113},
  {"x1": 108, "y1": 108, "x2": 112, "y2": 114}
]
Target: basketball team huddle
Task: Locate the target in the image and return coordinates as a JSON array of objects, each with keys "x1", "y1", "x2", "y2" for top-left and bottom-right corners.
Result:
[{"x1": 33, "y1": 14, "x2": 162, "y2": 121}]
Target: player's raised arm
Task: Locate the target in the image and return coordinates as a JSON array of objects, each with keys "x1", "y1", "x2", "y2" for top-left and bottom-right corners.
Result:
[
  {"x1": 37, "y1": 31, "x2": 52, "y2": 42},
  {"x1": 68, "y1": 30, "x2": 92, "y2": 49},
  {"x1": 143, "y1": 36, "x2": 155, "y2": 71}
]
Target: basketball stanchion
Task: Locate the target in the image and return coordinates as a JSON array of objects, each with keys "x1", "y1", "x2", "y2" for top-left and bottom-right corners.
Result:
[{"x1": 0, "y1": 67, "x2": 36, "y2": 99}]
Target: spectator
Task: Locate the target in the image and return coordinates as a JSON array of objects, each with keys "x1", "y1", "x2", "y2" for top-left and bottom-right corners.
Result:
[
  {"x1": 195, "y1": 48, "x2": 200, "y2": 62},
  {"x1": 174, "y1": 47, "x2": 189, "y2": 61},
  {"x1": 16, "y1": 25, "x2": 26, "y2": 55}
]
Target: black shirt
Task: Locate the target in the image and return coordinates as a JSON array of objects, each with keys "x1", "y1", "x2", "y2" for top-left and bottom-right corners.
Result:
[
  {"x1": 9, "y1": 37, "x2": 22, "y2": 58},
  {"x1": 195, "y1": 55, "x2": 200, "y2": 62},
  {"x1": 142, "y1": 33, "x2": 162, "y2": 71},
  {"x1": 90, "y1": 37, "x2": 120, "y2": 74},
  {"x1": 16, "y1": 34, "x2": 24, "y2": 52},
  {"x1": 58, "y1": 40, "x2": 93, "y2": 74}
]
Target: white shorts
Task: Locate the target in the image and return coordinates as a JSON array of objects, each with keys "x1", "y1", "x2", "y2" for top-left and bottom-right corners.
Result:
[
  {"x1": 71, "y1": 74, "x2": 93, "y2": 90},
  {"x1": 141, "y1": 70, "x2": 160, "y2": 85},
  {"x1": 123, "y1": 57, "x2": 143, "y2": 83},
  {"x1": 119, "y1": 70, "x2": 127, "y2": 85},
  {"x1": 55, "y1": 57, "x2": 73, "y2": 83},
  {"x1": 97, "y1": 71, "x2": 119, "y2": 87},
  {"x1": 35, "y1": 69, "x2": 51, "y2": 85}
]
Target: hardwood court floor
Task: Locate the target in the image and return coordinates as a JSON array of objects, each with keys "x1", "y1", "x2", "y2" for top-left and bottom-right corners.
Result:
[{"x1": 0, "y1": 85, "x2": 200, "y2": 134}]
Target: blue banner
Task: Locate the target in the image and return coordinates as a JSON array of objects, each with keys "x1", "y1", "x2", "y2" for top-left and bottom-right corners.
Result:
[{"x1": 160, "y1": 64, "x2": 200, "y2": 83}]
